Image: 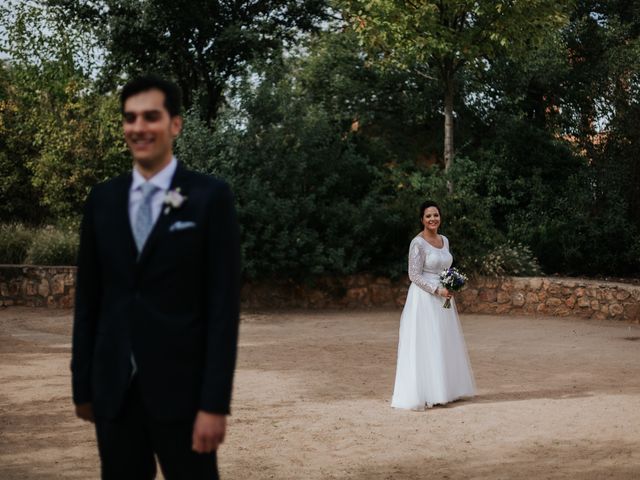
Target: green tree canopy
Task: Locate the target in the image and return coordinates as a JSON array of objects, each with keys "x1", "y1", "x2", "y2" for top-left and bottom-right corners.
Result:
[
  {"x1": 49, "y1": 0, "x2": 328, "y2": 123},
  {"x1": 340, "y1": 0, "x2": 571, "y2": 170}
]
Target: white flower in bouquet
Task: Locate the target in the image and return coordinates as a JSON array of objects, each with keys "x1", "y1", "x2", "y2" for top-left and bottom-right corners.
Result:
[{"x1": 439, "y1": 267, "x2": 467, "y2": 308}]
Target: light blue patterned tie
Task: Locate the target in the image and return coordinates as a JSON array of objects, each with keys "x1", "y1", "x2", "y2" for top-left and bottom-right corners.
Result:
[{"x1": 133, "y1": 182, "x2": 159, "y2": 253}]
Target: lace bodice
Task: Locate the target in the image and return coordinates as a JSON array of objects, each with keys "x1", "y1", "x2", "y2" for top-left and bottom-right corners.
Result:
[{"x1": 408, "y1": 235, "x2": 453, "y2": 294}]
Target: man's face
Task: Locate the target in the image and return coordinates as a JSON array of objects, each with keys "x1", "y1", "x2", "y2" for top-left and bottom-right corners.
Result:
[{"x1": 123, "y1": 89, "x2": 182, "y2": 170}]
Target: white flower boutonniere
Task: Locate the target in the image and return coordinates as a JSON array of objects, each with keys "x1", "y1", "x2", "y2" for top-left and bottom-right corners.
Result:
[{"x1": 163, "y1": 187, "x2": 187, "y2": 215}]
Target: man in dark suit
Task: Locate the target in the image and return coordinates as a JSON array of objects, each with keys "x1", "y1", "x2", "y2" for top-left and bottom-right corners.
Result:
[{"x1": 71, "y1": 75, "x2": 240, "y2": 479}]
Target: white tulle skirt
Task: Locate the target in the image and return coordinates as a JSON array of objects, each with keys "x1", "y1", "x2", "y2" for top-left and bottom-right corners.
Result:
[{"x1": 391, "y1": 283, "x2": 476, "y2": 410}]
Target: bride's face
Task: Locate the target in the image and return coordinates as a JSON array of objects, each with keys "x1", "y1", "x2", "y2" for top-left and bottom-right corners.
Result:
[{"x1": 422, "y1": 206, "x2": 440, "y2": 233}]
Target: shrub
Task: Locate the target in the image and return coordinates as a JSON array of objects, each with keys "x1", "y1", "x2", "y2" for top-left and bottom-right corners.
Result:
[
  {"x1": 25, "y1": 225, "x2": 79, "y2": 265},
  {"x1": 474, "y1": 242, "x2": 542, "y2": 277},
  {"x1": 0, "y1": 223, "x2": 33, "y2": 264}
]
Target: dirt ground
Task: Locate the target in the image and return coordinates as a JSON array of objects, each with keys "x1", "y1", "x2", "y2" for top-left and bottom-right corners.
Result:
[{"x1": 0, "y1": 307, "x2": 639, "y2": 479}]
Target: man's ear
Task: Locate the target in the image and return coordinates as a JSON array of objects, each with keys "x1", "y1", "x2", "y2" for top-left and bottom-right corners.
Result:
[{"x1": 171, "y1": 115, "x2": 183, "y2": 138}]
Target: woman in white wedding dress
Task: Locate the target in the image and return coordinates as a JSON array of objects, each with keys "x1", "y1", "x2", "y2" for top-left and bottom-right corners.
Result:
[{"x1": 391, "y1": 201, "x2": 476, "y2": 410}]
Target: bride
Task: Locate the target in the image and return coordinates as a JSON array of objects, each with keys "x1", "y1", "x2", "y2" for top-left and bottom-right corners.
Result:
[{"x1": 391, "y1": 200, "x2": 476, "y2": 410}]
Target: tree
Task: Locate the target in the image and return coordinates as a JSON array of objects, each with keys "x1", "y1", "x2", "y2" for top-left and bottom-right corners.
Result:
[
  {"x1": 562, "y1": 0, "x2": 640, "y2": 226},
  {"x1": 49, "y1": 0, "x2": 328, "y2": 124},
  {"x1": 0, "y1": 1, "x2": 129, "y2": 219},
  {"x1": 341, "y1": 0, "x2": 570, "y2": 170}
]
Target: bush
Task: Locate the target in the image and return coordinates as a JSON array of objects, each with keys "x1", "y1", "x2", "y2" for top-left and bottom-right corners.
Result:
[
  {"x1": 25, "y1": 225, "x2": 79, "y2": 265},
  {"x1": 474, "y1": 242, "x2": 542, "y2": 277},
  {"x1": 0, "y1": 223, "x2": 33, "y2": 264},
  {"x1": 178, "y1": 68, "x2": 382, "y2": 280}
]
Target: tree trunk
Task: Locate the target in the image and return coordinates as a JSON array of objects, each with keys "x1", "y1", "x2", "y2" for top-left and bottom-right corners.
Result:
[{"x1": 443, "y1": 79, "x2": 455, "y2": 172}]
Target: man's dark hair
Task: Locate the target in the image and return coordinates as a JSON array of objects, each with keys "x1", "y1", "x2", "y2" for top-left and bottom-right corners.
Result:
[{"x1": 120, "y1": 75, "x2": 182, "y2": 117}]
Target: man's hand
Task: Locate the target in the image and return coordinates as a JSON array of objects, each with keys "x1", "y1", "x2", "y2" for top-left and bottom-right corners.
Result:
[
  {"x1": 192, "y1": 411, "x2": 226, "y2": 453},
  {"x1": 75, "y1": 402, "x2": 94, "y2": 423}
]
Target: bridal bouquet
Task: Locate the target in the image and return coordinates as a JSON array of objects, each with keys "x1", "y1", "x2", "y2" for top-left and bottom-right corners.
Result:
[{"x1": 439, "y1": 267, "x2": 467, "y2": 308}]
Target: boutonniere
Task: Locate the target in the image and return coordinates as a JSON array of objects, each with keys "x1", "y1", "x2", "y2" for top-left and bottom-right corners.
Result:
[{"x1": 163, "y1": 187, "x2": 187, "y2": 214}]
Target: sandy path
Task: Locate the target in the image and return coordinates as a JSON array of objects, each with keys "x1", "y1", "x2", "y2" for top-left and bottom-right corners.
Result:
[{"x1": 1, "y1": 307, "x2": 639, "y2": 479}]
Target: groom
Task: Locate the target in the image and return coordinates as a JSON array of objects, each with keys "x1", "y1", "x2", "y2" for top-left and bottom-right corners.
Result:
[{"x1": 71, "y1": 75, "x2": 240, "y2": 479}]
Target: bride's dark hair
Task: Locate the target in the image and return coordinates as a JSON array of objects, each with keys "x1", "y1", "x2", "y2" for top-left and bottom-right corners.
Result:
[{"x1": 419, "y1": 200, "x2": 441, "y2": 229}]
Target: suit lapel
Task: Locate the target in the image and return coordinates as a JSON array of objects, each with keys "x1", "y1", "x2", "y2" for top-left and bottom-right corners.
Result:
[
  {"x1": 115, "y1": 172, "x2": 138, "y2": 264},
  {"x1": 137, "y1": 162, "x2": 191, "y2": 267}
]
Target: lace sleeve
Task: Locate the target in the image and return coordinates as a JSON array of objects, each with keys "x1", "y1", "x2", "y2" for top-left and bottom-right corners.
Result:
[{"x1": 408, "y1": 240, "x2": 439, "y2": 294}]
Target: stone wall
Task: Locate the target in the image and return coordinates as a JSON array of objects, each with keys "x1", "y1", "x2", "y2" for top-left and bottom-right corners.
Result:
[
  {"x1": 241, "y1": 275, "x2": 640, "y2": 322},
  {"x1": 456, "y1": 276, "x2": 639, "y2": 322},
  {"x1": 1, "y1": 266, "x2": 638, "y2": 323},
  {"x1": 0, "y1": 265, "x2": 76, "y2": 308}
]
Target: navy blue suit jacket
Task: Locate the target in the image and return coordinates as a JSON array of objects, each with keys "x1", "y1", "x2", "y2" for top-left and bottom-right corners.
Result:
[{"x1": 71, "y1": 163, "x2": 240, "y2": 421}]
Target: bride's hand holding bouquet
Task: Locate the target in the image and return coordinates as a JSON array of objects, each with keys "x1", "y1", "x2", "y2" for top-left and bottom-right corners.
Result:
[{"x1": 438, "y1": 267, "x2": 467, "y2": 308}]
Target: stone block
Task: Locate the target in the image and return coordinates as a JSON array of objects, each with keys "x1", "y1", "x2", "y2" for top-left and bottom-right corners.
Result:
[
  {"x1": 590, "y1": 300, "x2": 600, "y2": 310},
  {"x1": 512, "y1": 278, "x2": 528, "y2": 291},
  {"x1": 511, "y1": 292, "x2": 525, "y2": 307},
  {"x1": 548, "y1": 284, "x2": 562, "y2": 295},
  {"x1": 585, "y1": 288, "x2": 597, "y2": 297},
  {"x1": 575, "y1": 287, "x2": 586, "y2": 297},
  {"x1": 479, "y1": 290, "x2": 497, "y2": 302},
  {"x1": 546, "y1": 298, "x2": 563, "y2": 307},
  {"x1": 476, "y1": 302, "x2": 494, "y2": 313},
  {"x1": 307, "y1": 290, "x2": 327, "y2": 306},
  {"x1": 37, "y1": 279, "x2": 50, "y2": 297},
  {"x1": 24, "y1": 280, "x2": 37, "y2": 296},
  {"x1": 577, "y1": 297, "x2": 591, "y2": 308},
  {"x1": 623, "y1": 303, "x2": 640, "y2": 321},
  {"x1": 497, "y1": 291, "x2": 511, "y2": 304},
  {"x1": 346, "y1": 276, "x2": 358, "y2": 288},
  {"x1": 528, "y1": 278, "x2": 543, "y2": 290},
  {"x1": 526, "y1": 292, "x2": 539, "y2": 304},
  {"x1": 484, "y1": 278, "x2": 499, "y2": 289},
  {"x1": 496, "y1": 304, "x2": 511, "y2": 314},
  {"x1": 565, "y1": 296, "x2": 576, "y2": 308},
  {"x1": 346, "y1": 287, "x2": 369, "y2": 303},
  {"x1": 370, "y1": 284, "x2": 393, "y2": 305},
  {"x1": 51, "y1": 274, "x2": 65, "y2": 295},
  {"x1": 609, "y1": 303, "x2": 624, "y2": 317},
  {"x1": 616, "y1": 290, "x2": 631, "y2": 301},
  {"x1": 460, "y1": 289, "x2": 478, "y2": 301}
]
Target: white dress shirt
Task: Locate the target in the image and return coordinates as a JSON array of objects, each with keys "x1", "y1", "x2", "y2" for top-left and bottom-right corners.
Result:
[
  {"x1": 128, "y1": 157, "x2": 177, "y2": 377},
  {"x1": 128, "y1": 156, "x2": 178, "y2": 232}
]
